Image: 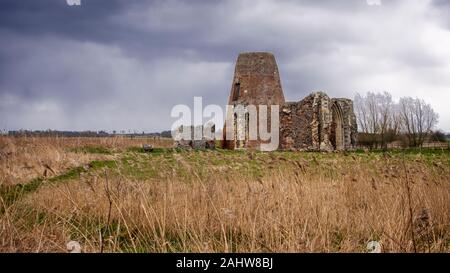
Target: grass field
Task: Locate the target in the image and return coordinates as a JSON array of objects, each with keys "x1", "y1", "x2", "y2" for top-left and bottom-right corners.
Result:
[{"x1": 0, "y1": 136, "x2": 449, "y2": 253}]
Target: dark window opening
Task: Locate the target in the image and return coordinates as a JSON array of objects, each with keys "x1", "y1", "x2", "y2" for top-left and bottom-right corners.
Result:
[
  {"x1": 245, "y1": 112, "x2": 249, "y2": 141},
  {"x1": 233, "y1": 83, "x2": 240, "y2": 101}
]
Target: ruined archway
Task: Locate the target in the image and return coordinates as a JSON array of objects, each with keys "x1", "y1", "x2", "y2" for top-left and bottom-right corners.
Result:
[{"x1": 331, "y1": 102, "x2": 344, "y2": 150}]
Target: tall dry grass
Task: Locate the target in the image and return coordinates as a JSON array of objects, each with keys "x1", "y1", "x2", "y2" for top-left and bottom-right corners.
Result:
[
  {"x1": 0, "y1": 137, "x2": 449, "y2": 253},
  {"x1": 0, "y1": 136, "x2": 171, "y2": 185}
]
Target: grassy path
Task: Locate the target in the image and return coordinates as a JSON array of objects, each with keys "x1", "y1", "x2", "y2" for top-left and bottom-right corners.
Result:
[{"x1": 0, "y1": 160, "x2": 116, "y2": 213}]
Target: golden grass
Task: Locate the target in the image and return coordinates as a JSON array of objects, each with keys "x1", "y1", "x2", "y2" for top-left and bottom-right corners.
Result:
[
  {"x1": 0, "y1": 136, "x2": 171, "y2": 185},
  {"x1": 0, "y1": 136, "x2": 449, "y2": 253}
]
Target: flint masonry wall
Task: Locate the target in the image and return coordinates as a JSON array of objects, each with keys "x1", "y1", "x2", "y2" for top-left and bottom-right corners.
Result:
[{"x1": 280, "y1": 92, "x2": 333, "y2": 151}]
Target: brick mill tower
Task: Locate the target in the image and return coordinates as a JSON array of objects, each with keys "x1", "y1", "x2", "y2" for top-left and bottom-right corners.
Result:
[{"x1": 223, "y1": 52, "x2": 285, "y2": 150}]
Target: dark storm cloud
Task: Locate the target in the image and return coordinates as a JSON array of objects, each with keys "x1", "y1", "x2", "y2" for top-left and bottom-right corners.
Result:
[
  {"x1": 0, "y1": 0, "x2": 375, "y2": 60},
  {"x1": 0, "y1": 0, "x2": 449, "y2": 132},
  {"x1": 0, "y1": 0, "x2": 125, "y2": 38}
]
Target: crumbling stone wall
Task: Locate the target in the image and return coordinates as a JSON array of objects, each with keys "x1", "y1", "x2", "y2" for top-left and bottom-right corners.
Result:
[
  {"x1": 173, "y1": 125, "x2": 215, "y2": 149},
  {"x1": 280, "y1": 92, "x2": 334, "y2": 151}
]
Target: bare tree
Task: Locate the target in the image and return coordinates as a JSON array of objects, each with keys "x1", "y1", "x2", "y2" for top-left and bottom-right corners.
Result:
[
  {"x1": 354, "y1": 91, "x2": 398, "y2": 149},
  {"x1": 399, "y1": 97, "x2": 438, "y2": 147},
  {"x1": 377, "y1": 92, "x2": 395, "y2": 148},
  {"x1": 354, "y1": 93, "x2": 369, "y2": 134},
  {"x1": 355, "y1": 92, "x2": 439, "y2": 148},
  {"x1": 390, "y1": 103, "x2": 402, "y2": 137}
]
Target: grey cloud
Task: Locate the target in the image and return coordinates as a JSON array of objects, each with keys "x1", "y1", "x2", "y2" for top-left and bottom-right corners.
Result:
[
  {"x1": 0, "y1": 0, "x2": 449, "y2": 132},
  {"x1": 430, "y1": 0, "x2": 450, "y2": 29}
]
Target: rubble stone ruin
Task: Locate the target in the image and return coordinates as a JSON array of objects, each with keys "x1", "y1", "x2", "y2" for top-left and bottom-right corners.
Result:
[
  {"x1": 173, "y1": 124, "x2": 216, "y2": 149},
  {"x1": 223, "y1": 52, "x2": 357, "y2": 151}
]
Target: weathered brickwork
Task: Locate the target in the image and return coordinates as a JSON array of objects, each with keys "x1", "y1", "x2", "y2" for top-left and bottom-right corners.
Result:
[
  {"x1": 223, "y1": 52, "x2": 285, "y2": 150},
  {"x1": 223, "y1": 52, "x2": 357, "y2": 152},
  {"x1": 228, "y1": 52, "x2": 285, "y2": 106}
]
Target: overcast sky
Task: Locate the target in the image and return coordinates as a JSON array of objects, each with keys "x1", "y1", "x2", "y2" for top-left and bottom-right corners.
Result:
[{"x1": 0, "y1": 0, "x2": 449, "y2": 132}]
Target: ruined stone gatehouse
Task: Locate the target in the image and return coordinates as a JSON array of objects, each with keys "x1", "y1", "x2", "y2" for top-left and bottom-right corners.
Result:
[{"x1": 223, "y1": 52, "x2": 357, "y2": 151}]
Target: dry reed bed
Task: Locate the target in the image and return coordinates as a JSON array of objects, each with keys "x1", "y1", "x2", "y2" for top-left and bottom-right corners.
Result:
[
  {"x1": 0, "y1": 142, "x2": 448, "y2": 253},
  {"x1": 0, "y1": 136, "x2": 171, "y2": 185}
]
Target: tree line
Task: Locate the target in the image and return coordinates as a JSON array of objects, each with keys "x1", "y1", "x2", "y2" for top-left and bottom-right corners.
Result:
[{"x1": 354, "y1": 92, "x2": 445, "y2": 149}]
